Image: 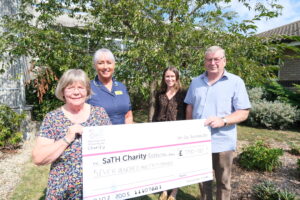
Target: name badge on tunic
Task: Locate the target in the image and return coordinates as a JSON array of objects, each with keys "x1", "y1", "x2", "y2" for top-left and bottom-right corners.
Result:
[{"x1": 115, "y1": 90, "x2": 123, "y2": 95}]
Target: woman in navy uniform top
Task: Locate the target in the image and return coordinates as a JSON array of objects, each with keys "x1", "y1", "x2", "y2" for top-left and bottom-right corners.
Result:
[{"x1": 87, "y1": 48, "x2": 133, "y2": 124}]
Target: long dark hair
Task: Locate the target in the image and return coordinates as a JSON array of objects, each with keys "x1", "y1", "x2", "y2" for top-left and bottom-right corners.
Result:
[{"x1": 159, "y1": 66, "x2": 181, "y2": 93}]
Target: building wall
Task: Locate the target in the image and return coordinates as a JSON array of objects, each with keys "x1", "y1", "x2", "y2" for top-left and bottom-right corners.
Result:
[
  {"x1": 0, "y1": 0, "x2": 28, "y2": 112},
  {"x1": 0, "y1": 0, "x2": 18, "y2": 15},
  {"x1": 278, "y1": 47, "x2": 300, "y2": 87},
  {"x1": 279, "y1": 58, "x2": 300, "y2": 81}
]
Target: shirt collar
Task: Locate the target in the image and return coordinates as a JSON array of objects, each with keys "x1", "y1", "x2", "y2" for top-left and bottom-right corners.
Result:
[
  {"x1": 201, "y1": 70, "x2": 229, "y2": 83},
  {"x1": 223, "y1": 70, "x2": 229, "y2": 78},
  {"x1": 93, "y1": 75, "x2": 118, "y2": 87}
]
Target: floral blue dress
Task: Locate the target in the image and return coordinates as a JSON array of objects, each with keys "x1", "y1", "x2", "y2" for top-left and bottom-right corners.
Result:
[{"x1": 38, "y1": 105, "x2": 111, "y2": 200}]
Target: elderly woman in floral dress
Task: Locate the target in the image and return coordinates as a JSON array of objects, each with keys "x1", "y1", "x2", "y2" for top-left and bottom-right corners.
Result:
[{"x1": 32, "y1": 69, "x2": 111, "y2": 199}]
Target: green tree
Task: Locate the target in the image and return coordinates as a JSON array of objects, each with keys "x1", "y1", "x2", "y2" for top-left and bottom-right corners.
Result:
[{"x1": 0, "y1": 0, "x2": 284, "y2": 120}]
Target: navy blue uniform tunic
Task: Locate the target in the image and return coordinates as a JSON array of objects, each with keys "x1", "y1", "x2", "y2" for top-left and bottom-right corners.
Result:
[{"x1": 87, "y1": 76, "x2": 132, "y2": 125}]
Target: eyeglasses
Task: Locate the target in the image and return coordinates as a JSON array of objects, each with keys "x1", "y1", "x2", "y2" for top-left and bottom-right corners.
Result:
[
  {"x1": 65, "y1": 87, "x2": 87, "y2": 93},
  {"x1": 205, "y1": 57, "x2": 224, "y2": 63}
]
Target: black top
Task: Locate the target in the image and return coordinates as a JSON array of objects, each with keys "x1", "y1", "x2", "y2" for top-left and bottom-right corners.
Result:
[{"x1": 152, "y1": 90, "x2": 187, "y2": 122}]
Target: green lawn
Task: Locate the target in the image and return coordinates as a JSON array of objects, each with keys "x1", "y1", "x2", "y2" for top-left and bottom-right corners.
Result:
[
  {"x1": 10, "y1": 162, "x2": 49, "y2": 200},
  {"x1": 237, "y1": 124, "x2": 300, "y2": 146},
  {"x1": 10, "y1": 111, "x2": 300, "y2": 200}
]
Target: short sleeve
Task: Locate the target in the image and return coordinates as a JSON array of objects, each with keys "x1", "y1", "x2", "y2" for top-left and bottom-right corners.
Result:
[
  {"x1": 233, "y1": 78, "x2": 251, "y2": 110},
  {"x1": 37, "y1": 112, "x2": 56, "y2": 139},
  {"x1": 184, "y1": 80, "x2": 195, "y2": 105},
  {"x1": 92, "y1": 106, "x2": 112, "y2": 126},
  {"x1": 123, "y1": 85, "x2": 132, "y2": 111}
]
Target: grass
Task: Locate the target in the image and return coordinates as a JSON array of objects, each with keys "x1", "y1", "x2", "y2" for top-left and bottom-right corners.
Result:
[
  {"x1": 9, "y1": 110, "x2": 300, "y2": 200},
  {"x1": 10, "y1": 162, "x2": 49, "y2": 200},
  {"x1": 237, "y1": 124, "x2": 300, "y2": 146}
]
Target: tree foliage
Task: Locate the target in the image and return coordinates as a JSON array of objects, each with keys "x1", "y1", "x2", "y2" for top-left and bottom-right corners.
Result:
[{"x1": 0, "y1": 0, "x2": 286, "y2": 120}]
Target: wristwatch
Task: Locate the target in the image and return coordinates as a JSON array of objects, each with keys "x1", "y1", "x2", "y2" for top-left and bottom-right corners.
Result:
[{"x1": 222, "y1": 117, "x2": 228, "y2": 126}]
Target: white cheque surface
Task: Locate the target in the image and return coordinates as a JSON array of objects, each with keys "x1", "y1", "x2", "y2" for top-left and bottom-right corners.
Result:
[{"x1": 82, "y1": 119, "x2": 212, "y2": 200}]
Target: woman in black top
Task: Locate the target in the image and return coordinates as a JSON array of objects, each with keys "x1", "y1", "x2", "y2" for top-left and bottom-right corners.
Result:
[{"x1": 152, "y1": 66, "x2": 186, "y2": 200}]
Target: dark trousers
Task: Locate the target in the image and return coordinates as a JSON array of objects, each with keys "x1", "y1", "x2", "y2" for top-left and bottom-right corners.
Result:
[{"x1": 199, "y1": 151, "x2": 234, "y2": 200}]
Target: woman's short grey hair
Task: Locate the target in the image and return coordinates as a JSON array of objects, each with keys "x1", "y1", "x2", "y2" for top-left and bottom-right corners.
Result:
[
  {"x1": 93, "y1": 48, "x2": 115, "y2": 66},
  {"x1": 205, "y1": 46, "x2": 226, "y2": 57},
  {"x1": 55, "y1": 69, "x2": 91, "y2": 102}
]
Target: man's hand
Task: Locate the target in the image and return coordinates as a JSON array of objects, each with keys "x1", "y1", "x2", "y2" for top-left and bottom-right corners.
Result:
[{"x1": 205, "y1": 117, "x2": 225, "y2": 128}]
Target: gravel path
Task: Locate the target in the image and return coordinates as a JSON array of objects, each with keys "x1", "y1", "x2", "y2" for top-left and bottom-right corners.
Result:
[{"x1": 0, "y1": 139, "x2": 34, "y2": 200}]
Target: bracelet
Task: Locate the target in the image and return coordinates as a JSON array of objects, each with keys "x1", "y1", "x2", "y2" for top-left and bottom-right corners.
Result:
[
  {"x1": 222, "y1": 117, "x2": 228, "y2": 126},
  {"x1": 62, "y1": 137, "x2": 71, "y2": 145}
]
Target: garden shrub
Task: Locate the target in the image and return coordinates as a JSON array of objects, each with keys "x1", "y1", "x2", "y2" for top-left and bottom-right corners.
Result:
[
  {"x1": 248, "y1": 100, "x2": 299, "y2": 129},
  {"x1": 26, "y1": 83, "x2": 63, "y2": 121},
  {"x1": 247, "y1": 87, "x2": 300, "y2": 129},
  {"x1": 0, "y1": 104, "x2": 26, "y2": 148},
  {"x1": 238, "y1": 141, "x2": 283, "y2": 172},
  {"x1": 253, "y1": 181, "x2": 296, "y2": 200},
  {"x1": 248, "y1": 87, "x2": 264, "y2": 102},
  {"x1": 264, "y1": 81, "x2": 300, "y2": 108},
  {"x1": 289, "y1": 143, "x2": 300, "y2": 156}
]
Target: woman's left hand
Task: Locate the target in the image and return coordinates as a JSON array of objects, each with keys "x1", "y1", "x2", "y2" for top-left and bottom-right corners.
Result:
[{"x1": 65, "y1": 124, "x2": 84, "y2": 143}]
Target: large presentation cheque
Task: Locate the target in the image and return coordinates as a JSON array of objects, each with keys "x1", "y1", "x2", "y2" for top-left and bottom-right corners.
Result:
[{"x1": 82, "y1": 119, "x2": 213, "y2": 200}]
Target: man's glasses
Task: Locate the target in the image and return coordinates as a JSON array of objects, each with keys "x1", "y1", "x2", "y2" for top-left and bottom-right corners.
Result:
[{"x1": 205, "y1": 57, "x2": 224, "y2": 63}]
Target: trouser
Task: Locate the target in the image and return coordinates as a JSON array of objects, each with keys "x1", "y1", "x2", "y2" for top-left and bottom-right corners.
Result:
[{"x1": 199, "y1": 151, "x2": 234, "y2": 200}]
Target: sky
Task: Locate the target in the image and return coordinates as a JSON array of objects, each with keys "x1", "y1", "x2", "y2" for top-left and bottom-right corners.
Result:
[{"x1": 227, "y1": 0, "x2": 300, "y2": 34}]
